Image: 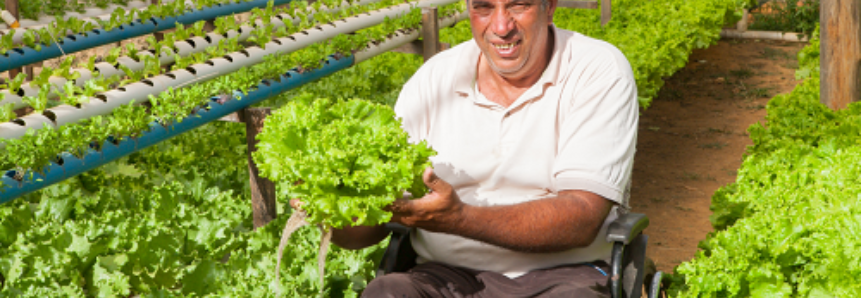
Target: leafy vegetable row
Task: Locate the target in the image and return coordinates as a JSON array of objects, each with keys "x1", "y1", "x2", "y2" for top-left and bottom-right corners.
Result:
[
  {"x1": 0, "y1": 1, "x2": 463, "y2": 186},
  {"x1": 553, "y1": 0, "x2": 744, "y2": 107},
  {"x1": 669, "y1": 27, "x2": 861, "y2": 297},
  {"x1": 0, "y1": 0, "x2": 246, "y2": 54},
  {"x1": 0, "y1": 4, "x2": 467, "y2": 297},
  {"x1": 0, "y1": 0, "x2": 403, "y2": 120}
]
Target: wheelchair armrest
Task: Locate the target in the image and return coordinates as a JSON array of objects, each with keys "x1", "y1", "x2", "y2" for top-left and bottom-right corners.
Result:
[
  {"x1": 385, "y1": 222, "x2": 411, "y2": 236},
  {"x1": 376, "y1": 223, "x2": 418, "y2": 276},
  {"x1": 606, "y1": 212, "x2": 649, "y2": 245}
]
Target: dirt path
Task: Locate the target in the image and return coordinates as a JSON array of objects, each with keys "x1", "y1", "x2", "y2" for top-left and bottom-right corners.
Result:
[{"x1": 633, "y1": 38, "x2": 806, "y2": 272}]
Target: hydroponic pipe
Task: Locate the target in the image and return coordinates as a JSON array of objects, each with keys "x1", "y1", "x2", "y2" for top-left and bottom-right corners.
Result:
[
  {"x1": 0, "y1": 11, "x2": 470, "y2": 202},
  {"x1": 0, "y1": 1, "x2": 152, "y2": 30},
  {"x1": 0, "y1": 55, "x2": 353, "y2": 202},
  {"x1": 0, "y1": 0, "x2": 458, "y2": 142},
  {"x1": 0, "y1": 0, "x2": 292, "y2": 72},
  {"x1": 0, "y1": 0, "x2": 380, "y2": 111}
]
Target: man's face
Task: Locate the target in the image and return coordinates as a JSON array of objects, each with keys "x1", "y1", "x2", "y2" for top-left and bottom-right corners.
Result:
[{"x1": 468, "y1": 0, "x2": 555, "y2": 80}]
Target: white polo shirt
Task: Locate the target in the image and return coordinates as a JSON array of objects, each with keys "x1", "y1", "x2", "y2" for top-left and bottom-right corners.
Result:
[{"x1": 394, "y1": 26, "x2": 639, "y2": 277}]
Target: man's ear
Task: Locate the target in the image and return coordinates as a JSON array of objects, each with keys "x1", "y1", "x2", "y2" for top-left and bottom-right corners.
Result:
[{"x1": 546, "y1": 0, "x2": 558, "y2": 23}]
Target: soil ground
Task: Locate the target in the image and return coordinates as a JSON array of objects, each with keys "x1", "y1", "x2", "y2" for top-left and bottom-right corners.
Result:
[{"x1": 633, "y1": 38, "x2": 806, "y2": 272}]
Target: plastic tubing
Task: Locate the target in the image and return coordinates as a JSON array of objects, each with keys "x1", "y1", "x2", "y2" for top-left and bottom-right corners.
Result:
[
  {"x1": 0, "y1": 55, "x2": 353, "y2": 203},
  {"x1": 0, "y1": 0, "x2": 292, "y2": 72}
]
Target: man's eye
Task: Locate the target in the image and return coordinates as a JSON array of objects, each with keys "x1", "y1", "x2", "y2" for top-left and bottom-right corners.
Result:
[
  {"x1": 510, "y1": 3, "x2": 529, "y2": 12},
  {"x1": 472, "y1": 6, "x2": 493, "y2": 14}
]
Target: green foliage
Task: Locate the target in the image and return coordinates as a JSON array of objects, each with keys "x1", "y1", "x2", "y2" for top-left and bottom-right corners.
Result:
[
  {"x1": 749, "y1": 0, "x2": 819, "y2": 37},
  {"x1": 670, "y1": 26, "x2": 861, "y2": 297},
  {"x1": 254, "y1": 97, "x2": 435, "y2": 228},
  {"x1": 553, "y1": 0, "x2": 741, "y2": 107}
]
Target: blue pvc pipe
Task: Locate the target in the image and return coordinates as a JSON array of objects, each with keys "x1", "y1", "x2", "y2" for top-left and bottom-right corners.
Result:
[
  {"x1": 0, "y1": 55, "x2": 354, "y2": 203},
  {"x1": 0, "y1": 0, "x2": 292, "y2": 72}
]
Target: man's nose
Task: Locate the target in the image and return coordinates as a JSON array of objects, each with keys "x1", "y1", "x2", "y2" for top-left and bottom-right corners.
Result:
[{"x1": 490, "y1": 8, "x2": 515, "y2": 37}]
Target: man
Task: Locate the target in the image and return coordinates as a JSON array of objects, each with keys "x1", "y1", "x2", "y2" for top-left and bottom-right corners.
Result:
[{"x1": 324, "y1": 0, "x2": 638, "y2": 295}]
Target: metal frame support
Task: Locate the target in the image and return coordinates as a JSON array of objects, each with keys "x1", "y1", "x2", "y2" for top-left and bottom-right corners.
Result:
[{"x1": 820, "y1": 0, "x2": 861, "y2": 110}]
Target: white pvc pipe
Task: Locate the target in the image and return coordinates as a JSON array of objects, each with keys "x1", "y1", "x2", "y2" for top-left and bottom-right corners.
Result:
[
  {"x1": 0, "y1": 0, "x2": 460, "y2": 142},
  {"x1": 354, "y1": 10, "x2": 467, "y2": 63},
  {"x1": 720, "y1": 29, "x2": 809, "y2": 42},
  {"x1": 1, "y1": 1, "x2": 167, "y2": 29},
  {"x1": 0, "y1": 0, "x2": 379, "y2": 110},
  {"x1": 0, "y1": 1, "x2": 153, "y2": 42}
]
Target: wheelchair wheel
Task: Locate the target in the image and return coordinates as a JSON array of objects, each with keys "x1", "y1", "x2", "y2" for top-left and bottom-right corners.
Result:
[{"x1": 643, "y1": 258, "x2": 667, "y2": 298}]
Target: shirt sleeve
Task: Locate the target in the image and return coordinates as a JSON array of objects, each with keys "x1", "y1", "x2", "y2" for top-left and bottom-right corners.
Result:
[
  {"x1": 552, "y1": 66, "x2": 639, "y2": 208},
  {"x1": 394, "y1": 67, "x2": 432, "y2": 144}
]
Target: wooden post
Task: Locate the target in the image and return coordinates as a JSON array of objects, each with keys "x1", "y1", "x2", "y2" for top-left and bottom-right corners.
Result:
[
  {"x1": 152, "y1": 0, "x2": 164, "y2": 42},
  {"x1": 820, "y1": 0, "x2": 861, "y2": 110},
  {"x1": 421, "y1": 7, "x2": 440, "y2": 62},
  {"x1": 600, "y1": 0, "x2": 611, "y2": 26},
  {"x1": 241, "y1": 107, "x2": 278, "y2": 229},
  {"x1": 5, "y1": 0, "x2": 25, "y2": 80}
]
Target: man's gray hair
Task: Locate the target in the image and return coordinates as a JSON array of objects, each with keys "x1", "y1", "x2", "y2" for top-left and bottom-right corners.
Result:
[{"x1": 465, "y1": 0, "x2": 551, "y2": 10}]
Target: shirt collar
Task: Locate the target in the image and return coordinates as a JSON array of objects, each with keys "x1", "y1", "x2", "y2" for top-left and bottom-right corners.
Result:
[{"x1": 453, "y1": 25, "x2": 565, "y2": 108}]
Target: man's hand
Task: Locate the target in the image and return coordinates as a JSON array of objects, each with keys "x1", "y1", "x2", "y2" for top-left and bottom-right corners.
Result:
[
  {"x1": 289, "y1": 198, "x2": 388, "y2": 250},
  {"x1": 386, "y1": 168, "x2": 613, "y2": 253},
  {"x1": 387, "y1": 167, "x2": 466, "y2": 233}
]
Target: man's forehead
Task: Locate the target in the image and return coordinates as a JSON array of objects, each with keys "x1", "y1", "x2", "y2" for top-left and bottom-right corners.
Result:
[{"x1": 468, "y1": 0, "x2": 542, "y2": 5}]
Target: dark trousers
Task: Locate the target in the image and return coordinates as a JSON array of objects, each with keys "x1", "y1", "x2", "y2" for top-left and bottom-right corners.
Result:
[{"x1": 362, "y1": 261, "x2": 611, "y2": 298}]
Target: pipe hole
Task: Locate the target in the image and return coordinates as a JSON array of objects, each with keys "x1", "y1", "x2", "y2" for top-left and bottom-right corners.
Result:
[
  {"x1": 42, "y1": 110, "x2": 57, "y2": 123},
  {"x1": 89, "y1": 141, "x2": 101, "y2": 151},
  {"x1": 285, "y1": 36, "x2": 295, "y2": 41},
  {"x1": 299, "y1": 30, "x2": 309, "y2": 35},
  {"x1": 5, "y1": 170, "x2": 22, "y2": 181},
  {"x1": 11, "y1": 119, "x2": 25, "y2": 126},
  {"x1": 15, "y1": 89, "x2": 24, "y2": 97},
  {"x1": 96, "y1": 94, "x2": 107, "y2": 102},
  {"x1": 118, "y1": 87, "x2": 127, "y2": 92},
  {"x1": 222, "y1": 55, "x2": 233, "y2": 62},
  {"x1": 185, "y1": 66, "x2": 197, "y2": 75},
  {"x1": 13, "y1": 48, "x2": 24, "y2": 54},
  {"x1": 204, "y1": 35, "x2": 212, "y2": 43},
  {"x1": 205, "y1": 60, "x2": 214, "y2": 66},
  {"x1": 142, "y1": 79, "x2": 155, "y2": 86},
  {"x1": 239, "y1": 50, "x2": 250, "y2": 57},
  {"x1": 272, "y1": 39, "x2": 282, "y2": 45},
  {"x1": 165, "y1": 73, "x2": 176, "y2": 79},
  {"x1": 66, "y1": 35, "x2": 77, "y2": 41},
  {"x1": 53, "y1": 156, "x2": 64, "y2": 166}
]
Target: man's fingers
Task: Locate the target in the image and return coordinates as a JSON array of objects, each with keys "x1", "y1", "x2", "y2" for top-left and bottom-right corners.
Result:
[
  {"x1": 422, "y1": 167, "x2": 453, "y2": 195},
  {"x1": 289, "y1": 199, "x2": 304, "y2": 210},
  {"x1": 384, "y1": 198, "x2": 411, "y2": 213}
]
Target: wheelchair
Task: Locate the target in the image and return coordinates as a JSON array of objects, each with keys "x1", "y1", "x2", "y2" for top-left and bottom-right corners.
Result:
[{"x1": 375, "y1": 212, "x2": 665, "y2": 298}]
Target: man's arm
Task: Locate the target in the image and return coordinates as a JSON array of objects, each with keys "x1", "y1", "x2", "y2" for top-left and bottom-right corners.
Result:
[
  {"x1": 289, "y1": 199, "x2": 390, "y2": 250},
  {"x1": 388, "y1": 168, "x2": 613, "y2": 253}
]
